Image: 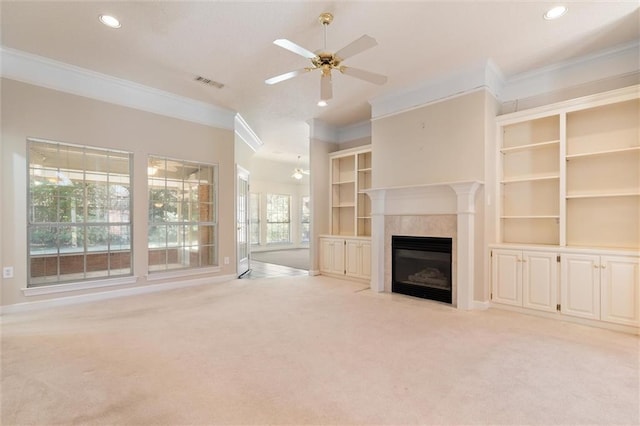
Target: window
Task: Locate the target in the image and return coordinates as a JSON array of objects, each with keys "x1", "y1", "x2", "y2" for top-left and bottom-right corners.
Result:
[
  {"x1": 266, "y1": 194, "x2": 290, "y2": 244},
  {"x1": 250, "y1": 193, "x2": 260, "y2": 245},
  {"x1": 301, "y1": 196, "x2": 310, "y2": 243},
  {"x1": 27, "y1": 139, "x2": 132, "y2": 286},
  {"x1": 148, "y1": 157, "x2": 217, "y2": 272}
]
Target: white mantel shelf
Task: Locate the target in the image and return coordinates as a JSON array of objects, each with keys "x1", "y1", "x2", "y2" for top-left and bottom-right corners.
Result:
[
  {"x1": 364, "y1": 181, "x2": 482, "y2": 215},
  {"x1": 364, "y1": 181, "x2": 483, "y2": 310}
]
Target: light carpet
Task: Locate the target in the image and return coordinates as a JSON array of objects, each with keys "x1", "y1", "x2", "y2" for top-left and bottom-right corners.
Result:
[{"x1": 1, "y1": 275, "x2": 639, "y2": 425}]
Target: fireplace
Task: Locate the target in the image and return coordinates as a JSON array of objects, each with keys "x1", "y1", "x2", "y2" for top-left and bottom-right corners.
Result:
[{"x1": 392, "y1": 235, "x2": 452, "y2": 304}]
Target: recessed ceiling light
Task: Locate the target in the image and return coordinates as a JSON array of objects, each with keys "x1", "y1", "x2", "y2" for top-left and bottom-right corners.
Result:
[
  {"x1": 99, "y1": 14, "x2": 121, "y2": 28},
  {"x1": 544, "y1": 6, "x2": 567, "y2": 20},
  {"x1": 317, "y1": 100, "x2": 328, "y2": 107}
]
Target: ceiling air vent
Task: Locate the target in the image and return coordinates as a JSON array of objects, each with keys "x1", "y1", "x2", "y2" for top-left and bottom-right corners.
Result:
[{"x1": 194, "y1": 76, "x2": 224, "y2": 89}]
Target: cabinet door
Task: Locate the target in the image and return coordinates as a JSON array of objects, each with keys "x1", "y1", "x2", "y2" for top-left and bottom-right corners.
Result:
[
  {"x1": 360, "y1": 241, "x2": 371, "y2": 279},
  {"x1": 345, "y1": 241, "x2": 371, "y2": 279},
  {"x1": 491, "y1": 249, "x2": 522, "y2": 306},
  {"x1": 320, "y1": 238, "x2": 345, "y2": 275},
  {"x1": 522, "y1": 251, "x2": 558, "y2": 312},
  {"x1": 561, "y1": 254, "x2": 600, "y2": 320},
  {"x1": 600, "y1": 256, "x2": 639, "y2": 326},
  {"x1": 345, "y1": 240, "x2": 360, "y2": 277}
]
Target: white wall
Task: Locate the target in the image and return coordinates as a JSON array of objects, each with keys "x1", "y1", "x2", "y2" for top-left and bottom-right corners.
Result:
[{"x1": 1, "y1": 78, "x2": 235, "y2": 307}]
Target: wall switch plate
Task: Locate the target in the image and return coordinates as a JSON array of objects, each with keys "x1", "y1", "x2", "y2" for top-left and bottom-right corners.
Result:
[
  {"x1": 3, "y1": 267, "x2": 14, "y2": 279},
  {"x1": 224, "y1": 257, "x2": 230, "y2": 265}
]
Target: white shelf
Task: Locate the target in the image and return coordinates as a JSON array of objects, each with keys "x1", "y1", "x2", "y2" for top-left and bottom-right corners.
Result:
[
  {"x1": 566, "y1": 192, "x2": 640, "y2": 199},
  {"x1": 333, "y1": 203, "x2": 355, "y2": 208},
  {"x1": 566, "y1": 146, "x2": 640, "y2": 159},
  {"x1": 358, "y1": 168, "x2": 372, "y2": 172},
  {"x1": 501, "y1": 140, "x2": 560, "y2": 154},
  {"x1": 357, "y1": 216, "x2": 371, "y2": 220},
  {"x1": 333, "y1": 180, "x2": 355, "y2": 185},
  {"x1": 501, "y1": 215, "x2": 560, "y2": 219},
  {"x1": 501, "y1": 174, "x2": 560, "y2": 184}
]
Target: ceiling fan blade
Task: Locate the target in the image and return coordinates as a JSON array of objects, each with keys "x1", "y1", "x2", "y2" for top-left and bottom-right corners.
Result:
[
  {"x1": 320, "y1": 72, "x2": 332, "y2": 100},
  {"x1": 334, "y1": 35, "x2": 377, "y2": 61},
  {"x1": 273, "y1": 39, "x2": 317, "y2": 59},
  {"x1": 265, "y1": 68, "x2": 310, "y2": 85},
  {"x1": 339, "y1": 66, "x2": 387, "y2": 85}
]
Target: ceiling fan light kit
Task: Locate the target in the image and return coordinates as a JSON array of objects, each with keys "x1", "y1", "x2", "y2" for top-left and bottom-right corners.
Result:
[
  {"x1": 266, "y1": 12, "x2": 387, "y2": 104},
  {"x1": 291, "y1": 155, "x2": 310, "y2": 180}
]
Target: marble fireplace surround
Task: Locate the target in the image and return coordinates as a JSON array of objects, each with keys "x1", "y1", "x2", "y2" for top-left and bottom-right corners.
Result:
[{"x1": 365, "y1": 181, "x2": 482, "y2": 310}]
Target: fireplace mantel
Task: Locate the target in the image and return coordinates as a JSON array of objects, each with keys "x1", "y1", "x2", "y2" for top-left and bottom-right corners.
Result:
[{"x1": 364, "y1": 181, "x2": 483, "y2": 310}]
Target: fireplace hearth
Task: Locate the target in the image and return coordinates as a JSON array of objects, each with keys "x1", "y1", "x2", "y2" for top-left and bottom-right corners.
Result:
[{"x1": 392, "y1": 235, "x2": 452, "y2": 304}]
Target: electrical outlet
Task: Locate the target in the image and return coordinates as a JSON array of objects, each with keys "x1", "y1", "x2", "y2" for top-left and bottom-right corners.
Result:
[
  {"x1": 3, "y1": 266, "x2": 14, "y2": 279},
  {"x1": 224, "y1": 257, "x2": 230, "y2": 265}
]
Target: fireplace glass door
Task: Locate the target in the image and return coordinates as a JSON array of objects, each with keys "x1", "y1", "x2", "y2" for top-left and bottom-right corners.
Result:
[{"x1": 392, "y1": 236, "x2": 452, "y2": 304}]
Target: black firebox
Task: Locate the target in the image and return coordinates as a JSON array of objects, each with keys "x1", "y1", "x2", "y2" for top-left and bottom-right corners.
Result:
[{"x1": 392, "y1": 235, "x2": 452, "y2": 304}]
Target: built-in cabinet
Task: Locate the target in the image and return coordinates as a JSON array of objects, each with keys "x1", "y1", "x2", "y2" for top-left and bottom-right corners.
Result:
[
  {"x1": 492, "y1": 86, "x2": 639, "y2": 331},
  {"x1": 320, "y1": 146, "x2": 372, "y2": 282},
  {"x1": 320, "y1": 237, "x2": 345, "y2": 276},
  {"x1": 492, "y1": 249, "x2": 558, "y2": 313},
  {"x1": 319, "y1": 236, "x2": 371, "y2": 281},
  {"x1": 561, "y1": 254, "x2": 639, "y2": 326},
  {"x1": 345, "y1": 239, "x2": 371, "y2": 280}
]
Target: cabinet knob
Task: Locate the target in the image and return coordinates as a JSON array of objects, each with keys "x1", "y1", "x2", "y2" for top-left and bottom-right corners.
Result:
[
  {"x1": 601, "y1": 264, "x2": 606, "y2": 269},
  {"x1": 594, "y1": 265, "x2": 599, "y2": 269}
]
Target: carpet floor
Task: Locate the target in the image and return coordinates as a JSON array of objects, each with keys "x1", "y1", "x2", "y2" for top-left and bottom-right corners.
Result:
[{"x1": 1, "y1": 275, "x2": 639, "y2": 425}]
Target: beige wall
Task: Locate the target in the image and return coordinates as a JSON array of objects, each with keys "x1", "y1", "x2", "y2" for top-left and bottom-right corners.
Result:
[
  {"x1": 1, "y1": 78, "x2": 235, "y2": 306},
  {"x1": 372, "y1": 90, "x2": 486, "y2": 188}
]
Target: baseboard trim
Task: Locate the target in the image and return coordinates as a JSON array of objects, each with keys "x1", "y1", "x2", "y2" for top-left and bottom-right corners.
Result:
[
  {"x1": 0, "y1": 274, "x2": 237, "y2": 315},
  {"x1": 308, "y1": 269, "x2": 321, "y2": 276},
  {"x1": 472, "y1": 300, "x2": 490, "y2": 310}
]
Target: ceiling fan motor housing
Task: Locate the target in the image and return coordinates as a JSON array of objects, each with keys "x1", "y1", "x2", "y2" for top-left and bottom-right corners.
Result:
[{"x1": 312, "y1": 52, "x2": 341, "y2": 70}]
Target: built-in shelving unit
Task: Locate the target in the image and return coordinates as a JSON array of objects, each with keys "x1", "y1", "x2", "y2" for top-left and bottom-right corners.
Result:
[
  {"x1": 492, "y1": 86, "x2": 639, "y2": 332},
  {"x1": 322, "y1": 146, "x2": 373, "y2": 283},
  {"x1": 565, "y1": 97, "x2": 639, "y2": 250},
  {"x1": 329, "y1": 146, "x2": 372, "y2": 237},
  {"x1": 499, "y1": 115, "x2": 561, "y2": 245},
  {"x1": 496, "y1": 87, "x2": 639, "y2": 250}
]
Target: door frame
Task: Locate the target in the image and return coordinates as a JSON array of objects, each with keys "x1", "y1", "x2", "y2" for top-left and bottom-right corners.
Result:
[{"x1": 236, "y1": 165, "x2": 251, "y2": 277}]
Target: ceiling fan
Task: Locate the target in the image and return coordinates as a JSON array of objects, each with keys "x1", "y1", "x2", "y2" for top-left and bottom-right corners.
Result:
[
  {"x1": 265, "y1": 12, "x2": 387, "y2": 104},
  {"x1": 292, "y1": 155, "x2": 310, "y2": 180}
]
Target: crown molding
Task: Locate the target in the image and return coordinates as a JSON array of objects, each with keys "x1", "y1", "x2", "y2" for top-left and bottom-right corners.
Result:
[
  {"x1": 234, "y1": 114, "x2": 264, "y2": 152},
  {"x1": 369, "y1": 60, "x2": 504, "y2": 120},
  {"x1": 501, "y1": 40, "x2": 640, "y2": 103},
  {"x1": 0, "y1": 46, "x2": 236, "y2": 130}
]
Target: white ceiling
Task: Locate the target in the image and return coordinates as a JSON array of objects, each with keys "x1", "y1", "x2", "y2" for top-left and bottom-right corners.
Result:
[{"x1": 2, "y1": 1, "x2": 638, "y2": 167}]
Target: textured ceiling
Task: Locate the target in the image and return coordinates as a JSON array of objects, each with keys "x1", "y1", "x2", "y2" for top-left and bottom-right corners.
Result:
[{"x1": 2, "y1": 1, "x2": 638, "y2": 166}]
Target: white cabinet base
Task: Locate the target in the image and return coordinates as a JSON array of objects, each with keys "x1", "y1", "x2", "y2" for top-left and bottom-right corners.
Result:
[
  {"x1": 319, "y1": 236, "x2": 371, "y2": 282},
  {"x1": 491, "y1": 244, "x2": 639, "y2": 334}
]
